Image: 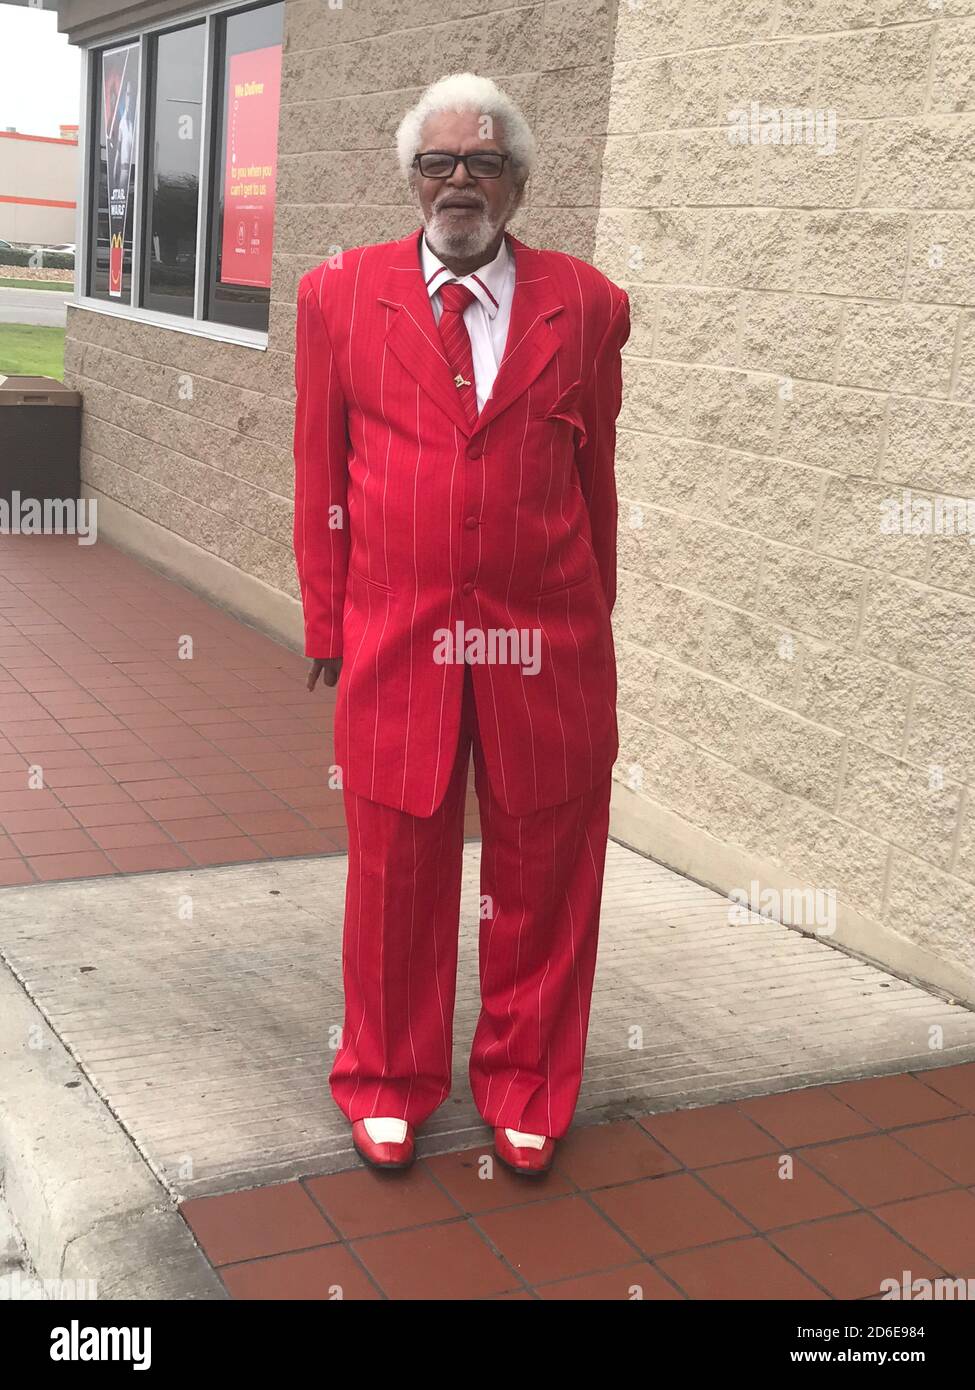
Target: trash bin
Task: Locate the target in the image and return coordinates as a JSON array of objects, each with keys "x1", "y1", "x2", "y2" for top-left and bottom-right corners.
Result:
[{"x1": 0, "y1": 375, "x2": 81, "y2": 508}]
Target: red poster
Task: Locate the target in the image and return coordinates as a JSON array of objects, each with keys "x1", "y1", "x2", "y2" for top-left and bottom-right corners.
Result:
[
  {"x1": 102, "y1": 44, "x2": 139, "y2": 298},
  {"x1": 219, "y1": 45, "x2": 281, "y2": 289}
]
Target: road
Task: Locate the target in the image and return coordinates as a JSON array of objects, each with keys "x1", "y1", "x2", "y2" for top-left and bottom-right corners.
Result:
[{"x1": 0, "y1": 285, "x2": 72, "y2": 328}]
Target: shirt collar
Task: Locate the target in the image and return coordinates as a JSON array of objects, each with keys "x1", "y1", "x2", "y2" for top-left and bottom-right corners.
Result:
[{"x1": 420, "y1": 230, "x2": 511, "y2": 320}]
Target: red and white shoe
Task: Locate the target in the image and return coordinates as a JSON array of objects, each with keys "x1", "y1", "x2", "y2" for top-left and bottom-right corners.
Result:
[
  {"x1": 352, "y1": 1118, "x2": 415, "y2": 1170},
  {"x1": 494, "y1": 1126, "x2": 556, "y2": 1178}
]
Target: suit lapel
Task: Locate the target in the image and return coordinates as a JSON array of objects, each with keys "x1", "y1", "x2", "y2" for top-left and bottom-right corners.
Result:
[{"x1": 377, "y1": 228, "x2": 565, "y2": 438}]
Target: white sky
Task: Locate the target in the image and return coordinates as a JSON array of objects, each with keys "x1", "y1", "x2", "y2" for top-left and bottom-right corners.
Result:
[{"x1": 0, "y1": 4, "x2": 81, "y2": 137}]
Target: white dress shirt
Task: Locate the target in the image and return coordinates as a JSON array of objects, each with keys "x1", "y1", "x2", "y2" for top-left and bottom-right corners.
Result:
[{"x1": 421, "y1": 231, "x2": 516, "y2": 413}]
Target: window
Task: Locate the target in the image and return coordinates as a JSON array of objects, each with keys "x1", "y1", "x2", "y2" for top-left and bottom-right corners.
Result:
[
  {"x1": 141, "y1": 24, "x2": 205, "y2": 317},
  {"x1": 83, "y1": 1, "x2": 284, "y2": 340}
]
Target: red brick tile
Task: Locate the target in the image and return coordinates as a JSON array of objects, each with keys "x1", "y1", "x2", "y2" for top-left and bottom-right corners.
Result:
[
  {"x1": 424, "y1": 1144, "x2": 576, "y2": 1213},
  {"x1": 770, "y1": 1211, "x2": 944, "y2": 1299},
  {"x1": 37, "y1": 765, "x2": 115, "y2": 789},
  {"x1": 105, "y1": 760, "x2": 177, "y2": 783},
  {"x1": 88, "y1": 822, "x2": 172, "y2": 850},
  {"x1": 209, "y1": 789, "x2": 288, "y2": 814},
  {"x1": 7, "y1": 750, "x2": 93, "y2": 772},
  {"x1": 894, "y1": 1116, "x2": 975, "y2": 1185},
  {"x1": 28, "y1": 850, "x2": 116, "y2": 881},
  {"x1": 167, "y1": 756, "x2": 241, "y2": 778},
  {"x1": 478, "y1": 1194, "x2": 637, "y2": 1285},
  {"x1": 0, "y1": 807, "x2": 80, "y2": 834},
  {"x1": 0, "y1": 834, "x2": 19, "y2": 859},
  {"x1": 180, "y1": 1182, "x2": 338, "y2": 1266},
  {"x1": 802, "y1": 1133, "x2": 957, "y2": 1206},
  {"x1": 254, "y1": 765, "x2": 324, "y2": 790},
  {"x1": 0, "y1": 857, "x2": 33, "y2": 886},
  {"x1": 305, "y1": 1165, "x2": 460, "y2": 1240},
  {"x1": 187, "y1": 773, "x2": 261, "y2": 795},
  {"x1": 657, "y1": 1237, "x2": 828, "y2": 1300},
  {"x1": 914, "y1": 1063, "x2": 975, "y2": 1112},
  {"x1": 829, "y1": 1073, "x2": 963, "y2": 1128},
  {"x1": 536, "y1": 1262, "x2": 683, "y2": 1300},
  {"x1": 184, "y1": 836, "x2": 265, "y2": 866},
  {"x1": 283, "y1": 784, "x2": 343, "y2": 810},
  {"x1": 251, "y1": 830, "x2": 340, "y2": 856},
  {"x1": 228, "y1": 810, "x2": 311, "y2": 836},
  {"x1": 353, "y1": 1220, "x2": 520, "y2": 1300},
  {"x1": 0, "y1": 790, "x2": 60, "y2": 813},
  {"x1": 302, "y1": 804, "x2": 350, "y2": 831},
  {"x1": 698, "y1": 1154, "x2": 856, "y2": 1230},
  {"x1": 219, "y1": 1245, "x2": 381, "y2": 1300},
  {"x1": 140, "y1": 795, "x2": 217, "y2": 820},
  {"x1": 57, "y1": 783, "x2": 135, "y2": 808},
  {"x1": 638, "y1": 1103, "x2": 778, "y2": 1168},
  {"x1": 592, "y1": 1172, "x2": 750, "y2": 1256},
  {"x1": 157, "y1": 814, "x2": 238, "y2": 842},
  {"x1": 108, "y1": 844, "x2": 193, "y2": 873},
  {"x1": 875, "y1": 1189, "x2": 975, "y2": 1275},
  {"x1": 738, "y1": 1087, "x2": 877, "y2": 1147},
  {"x1": 553, "y1": 1119, "x2": 681, "y2": 1190},
  {"x1": 60, "y1": 716, "x2": 125, "y2": 734},
  {"x1": 118, "y1": 776, "x2": 195, "y2": 801},
  {"x1": 72, "y1": 802, "x2": 151, "y2": 829},
  {"x1": 11, "y1": 828, "x2": 95, "y2": 857}
]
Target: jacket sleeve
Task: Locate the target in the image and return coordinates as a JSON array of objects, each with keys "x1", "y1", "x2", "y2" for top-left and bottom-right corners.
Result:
[
  {"x1": 574, "y1": 288, "x2": 630, "y2": 615},
  {"x1": 293, "y1": 271, "x2": 350, "y2": 659}
]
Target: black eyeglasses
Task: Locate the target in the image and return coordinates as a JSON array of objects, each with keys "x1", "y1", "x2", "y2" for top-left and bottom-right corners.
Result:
[{"x1": 413, "y1": 151, "x2": 510, "y2": 180}]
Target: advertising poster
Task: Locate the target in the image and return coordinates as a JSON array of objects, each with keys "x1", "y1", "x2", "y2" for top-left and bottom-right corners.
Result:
[
  {"x1": 101, "y1": 43, "x2": 139, "y2": 298},
  {"x1": 219, "y1": 44, "x2": 281, "y2": 289}
]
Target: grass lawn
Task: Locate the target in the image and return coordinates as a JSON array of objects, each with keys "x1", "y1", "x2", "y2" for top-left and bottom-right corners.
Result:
[
  {"x1": 0, "y1": 277, "x2": 73, "y2": 292},
  {"x1": 0, "y1": 325, "x2": 65, "y2": 380}
]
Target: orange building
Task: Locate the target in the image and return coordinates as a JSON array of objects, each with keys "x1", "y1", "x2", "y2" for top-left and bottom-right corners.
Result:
[{"x1": 0, "y1": 127, "x2": 78, "y2": 247}]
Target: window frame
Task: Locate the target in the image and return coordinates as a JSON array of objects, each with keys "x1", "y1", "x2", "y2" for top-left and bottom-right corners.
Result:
[{"x1": 75, "y1": 0, "x2": 282, "y2": 350}]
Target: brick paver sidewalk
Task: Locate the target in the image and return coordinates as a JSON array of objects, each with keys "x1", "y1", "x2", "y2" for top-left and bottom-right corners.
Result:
[
  {"x1": 0, "y1": 535, "x2": 476, "y2": 883},
  {"x1": 180, "y1": 1067, "x2": 975, "y2": 1300}
]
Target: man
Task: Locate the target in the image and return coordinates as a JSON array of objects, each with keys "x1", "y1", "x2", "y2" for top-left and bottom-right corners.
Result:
[{"x1": 293, "y1": 72, "x2": 629, "y2": 1177}]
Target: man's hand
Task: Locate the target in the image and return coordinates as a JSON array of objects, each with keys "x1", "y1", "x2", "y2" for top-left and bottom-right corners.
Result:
[{"x1": 307, "y1": 658, "x2": 342, "y2": 691}]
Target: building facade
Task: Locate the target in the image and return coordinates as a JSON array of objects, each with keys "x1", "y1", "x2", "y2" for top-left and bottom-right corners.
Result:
[
  {"x1": 0, "y1": 128, "x2": 78, "y2": 245},
  {"x1": 55, "y1": 0, "x2": 975, "y2": 1005}
]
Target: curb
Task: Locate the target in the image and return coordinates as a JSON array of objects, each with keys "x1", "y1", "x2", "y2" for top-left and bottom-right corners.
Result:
[{"x1": 0, "y1": 963, "x2": 225, "y2": 1300}]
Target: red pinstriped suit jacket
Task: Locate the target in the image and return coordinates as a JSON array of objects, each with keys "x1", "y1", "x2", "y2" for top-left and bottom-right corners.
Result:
[{"x1": 293, "y1": 227, "x2": 630, "y2": 818}]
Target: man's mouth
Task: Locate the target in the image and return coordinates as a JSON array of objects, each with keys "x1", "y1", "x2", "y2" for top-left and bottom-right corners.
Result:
[{"x1": 437, "y1": 199, "x2": 482, "y2": 213}]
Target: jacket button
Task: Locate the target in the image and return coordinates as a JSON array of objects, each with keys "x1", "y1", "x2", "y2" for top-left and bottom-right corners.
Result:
[
  {"x1": 462, "y1": 581, "x2": 475, "y2": 595},
  {"x1": 465, "y1": 516, "x2": 478, "y2": 529},
  {"x1": 468, "y1": 440, "x2": 483, "y2": 458}
]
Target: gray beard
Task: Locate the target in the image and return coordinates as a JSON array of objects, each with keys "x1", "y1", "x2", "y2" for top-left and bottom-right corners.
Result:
[{"x1": 421, "y1": 188, "x2": 519, "y2": 262}]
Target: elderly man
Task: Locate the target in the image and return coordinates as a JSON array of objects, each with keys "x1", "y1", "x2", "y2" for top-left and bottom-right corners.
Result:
[{"x1": 293, "y1": 72, "x2": 629, "y2": 1176}]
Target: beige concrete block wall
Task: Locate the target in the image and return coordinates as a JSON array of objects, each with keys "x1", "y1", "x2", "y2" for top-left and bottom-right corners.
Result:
[{"x1": 604, "y1": 0, "x2": 975, "y2": 1001}]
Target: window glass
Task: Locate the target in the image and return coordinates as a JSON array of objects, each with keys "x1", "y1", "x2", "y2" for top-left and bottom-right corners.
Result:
[
  {"x1": 88, "y1": 42, "x2": 140, "y2": 302},
  {"x1": 205, "y1": 1, "x2": 284, "y2": 330},
  {"x1": 141, "y1": 24, "x2": 205, "y2": 316}
]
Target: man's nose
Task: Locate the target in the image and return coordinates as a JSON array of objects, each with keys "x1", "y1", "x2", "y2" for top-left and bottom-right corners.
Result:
[{"x1": 445, "y1": 161, "x2": 476, "y2": 187}]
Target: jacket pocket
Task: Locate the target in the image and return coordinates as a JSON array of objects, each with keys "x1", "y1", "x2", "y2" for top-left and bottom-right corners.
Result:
[
  {"x1": 349, "y1": 565, "x2": 393, "y2": 593},
  {"x1": 536, "y1": 568, "x2": 595, "y2": 598}
]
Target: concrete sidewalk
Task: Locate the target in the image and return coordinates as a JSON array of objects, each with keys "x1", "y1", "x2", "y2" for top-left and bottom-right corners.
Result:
[{"x1": 2, "y1": 535, "x2": 975, "y2": 1298}]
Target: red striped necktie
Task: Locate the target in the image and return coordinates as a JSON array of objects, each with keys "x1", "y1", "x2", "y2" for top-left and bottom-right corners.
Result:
[{"x1": 436, "y1": 281, "x2": 478, "y2": 426}]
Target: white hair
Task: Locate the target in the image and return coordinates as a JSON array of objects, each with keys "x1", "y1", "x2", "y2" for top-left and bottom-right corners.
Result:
[{"x1": 395, "y1": 72, "x2": 536, "y2": 186}]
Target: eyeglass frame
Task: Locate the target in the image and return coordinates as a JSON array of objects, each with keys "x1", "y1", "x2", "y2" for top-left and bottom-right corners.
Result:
[{"x1": 412, "y1": 150, "x2": 511, "y2": 180}]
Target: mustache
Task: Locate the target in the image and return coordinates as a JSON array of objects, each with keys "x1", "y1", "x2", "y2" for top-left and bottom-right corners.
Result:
[{"x1": 433, "y1": 195, "x2": 488, "y2": 212}]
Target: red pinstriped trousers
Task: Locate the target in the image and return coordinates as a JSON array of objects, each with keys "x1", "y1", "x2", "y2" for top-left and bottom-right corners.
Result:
[{"x1": 328, "y1": 662, "x2": 613, "y2": 1139}]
